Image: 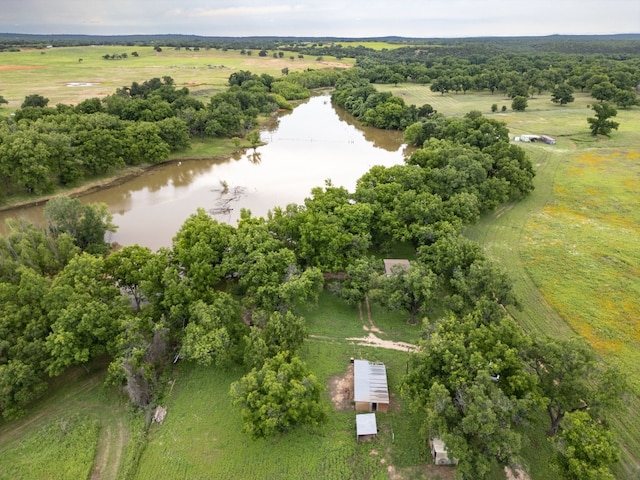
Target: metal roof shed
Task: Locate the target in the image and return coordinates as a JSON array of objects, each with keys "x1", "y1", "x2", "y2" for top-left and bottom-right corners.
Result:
[
  {"x1": 356, "y1": 413, "x2": 377, "y2": 442},
  {"x1": 353, "y1": 359, "x2": 390, "y2": 412}
]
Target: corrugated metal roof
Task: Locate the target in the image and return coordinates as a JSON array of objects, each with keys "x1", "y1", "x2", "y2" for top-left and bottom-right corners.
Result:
[
  {"x1": 354, "y1": 359, "x2": 389, "y2": 404},
  {"x1": 356, "y1": 413, "x2": 377, "y2": 436}
]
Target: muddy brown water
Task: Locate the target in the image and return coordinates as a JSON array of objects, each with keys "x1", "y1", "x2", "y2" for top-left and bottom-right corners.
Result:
[{"x1": 0, "y1": 95, "x2": 407, "y2": 250}]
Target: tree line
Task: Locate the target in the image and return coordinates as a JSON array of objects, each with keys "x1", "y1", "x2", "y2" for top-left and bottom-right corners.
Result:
[{"x1": 0, "y1": 70, "x2": 341, "y2": 200}]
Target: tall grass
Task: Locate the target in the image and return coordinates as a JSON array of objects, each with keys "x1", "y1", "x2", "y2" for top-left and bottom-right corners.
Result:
[{"x1": 0, "y1": 414, "x2": 99, "y2": 480}]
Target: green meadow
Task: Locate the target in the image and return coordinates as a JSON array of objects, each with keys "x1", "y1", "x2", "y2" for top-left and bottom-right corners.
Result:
[{"x1": 0, "y1": 45, "x2": 354, "y2": 110}]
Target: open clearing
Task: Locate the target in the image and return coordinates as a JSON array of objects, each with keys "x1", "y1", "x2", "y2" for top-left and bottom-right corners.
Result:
[{"x1": 0, "y1": 45, "x2": 353, "y2": 109}]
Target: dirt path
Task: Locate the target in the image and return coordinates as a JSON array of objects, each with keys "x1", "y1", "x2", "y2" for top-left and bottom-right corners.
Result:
[
  {"x1": 345, "y1": 332, "x2": 417, "y2": 352},
  {"x1": 90, "y1": 417, "x2": 128, "y2": 480}
]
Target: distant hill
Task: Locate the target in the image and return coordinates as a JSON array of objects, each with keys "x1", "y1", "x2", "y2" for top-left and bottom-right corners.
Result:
[{"x1": 1, "y1": 33, "x2": 639, "y2": 55}]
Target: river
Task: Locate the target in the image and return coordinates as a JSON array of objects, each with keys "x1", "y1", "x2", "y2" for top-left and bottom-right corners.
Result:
[{"x1": 0, "y1": 95, "x2": 407, "y2": 250}]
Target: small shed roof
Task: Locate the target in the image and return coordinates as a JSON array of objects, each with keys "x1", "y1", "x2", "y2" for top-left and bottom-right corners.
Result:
[
  {"x1": 356, "y1": 413, "x2": 377, "y2": 436},
  {"x1": 383, "y1": 259, "x2": 410, "y2": 276},
  {"x1": 354, "y1": 359, "x2": 389, "y2": 404},
  {"x1": 431, "y1": 438, "x2": 447, "y2": 454}
]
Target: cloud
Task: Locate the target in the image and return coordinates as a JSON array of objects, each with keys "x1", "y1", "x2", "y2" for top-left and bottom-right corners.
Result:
[
  {"x1": 166, "y1": 4, "x2": 305, "y2": 19},
  {"x1": 0, "y1": 0, "x2": 638, "y2": 36}
]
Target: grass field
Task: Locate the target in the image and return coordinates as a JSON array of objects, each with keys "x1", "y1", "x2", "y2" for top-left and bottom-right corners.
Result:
[
  {"x1": 132, "y1": 290, "x2": 431, "y2": 479},
  {"x1": 0, "y1": 45, "x2": 354, "y2": 110},
  {"x1": 0, "y1": 358, "x2": 135, "y2": 480}
]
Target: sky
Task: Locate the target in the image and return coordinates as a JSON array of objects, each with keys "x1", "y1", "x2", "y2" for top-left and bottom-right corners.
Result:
[{"x1": 1, "y1": 0, "x2": 639, "y2": 38}]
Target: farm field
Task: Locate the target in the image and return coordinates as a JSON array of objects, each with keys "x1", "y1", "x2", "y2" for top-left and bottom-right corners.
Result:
[{"x1": 379, "y1": 85, "x2": 640, "y2": 477}]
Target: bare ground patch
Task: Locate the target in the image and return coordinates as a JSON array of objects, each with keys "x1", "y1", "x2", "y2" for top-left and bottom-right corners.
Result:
[
  {"x1": 505, "y1": 465, "x2": 532, "y2": 480},
  {"x1": 345, "y1": 332, "x2": 417, "y2": 352},
  {"x1": 328, "y1": 363, "x2": 354, "y2": 411},
  {"x1": 0, "y1": 65, "x2": 45, "y2": 71},
  {"x1": 90, "y1": 417, "x2": 128, "y2": 480},
  {"x1": 388, "y1": 464, "x2": 456, "y2": 480}
]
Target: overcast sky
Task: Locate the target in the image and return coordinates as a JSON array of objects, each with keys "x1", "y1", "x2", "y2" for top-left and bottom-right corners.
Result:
[{"x1": 2, "y1": 0, "x2": 639, "y2": 38}]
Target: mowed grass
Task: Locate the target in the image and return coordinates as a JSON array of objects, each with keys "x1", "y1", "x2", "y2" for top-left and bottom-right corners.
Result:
[
  {"x1": 0, "y1": 45, "x2": 354, "y2": 109},
  {"x1": 381, "y1": 84, "x2": 640, "y2": 478}
]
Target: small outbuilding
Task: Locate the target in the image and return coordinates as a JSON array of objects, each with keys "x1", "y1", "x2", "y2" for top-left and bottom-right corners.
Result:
[
  {"x1": 429, "y1": 438, "x2": 458, "y2": 465},
  {"x1": 353, "y1": 359, "x2": 390, "y2": 412},
  {"x1": 356, "y1": 413, "x2": 378, "y2": 442},
  {"x1": 383, "y1": 259, "x2": 410, "y2": 277}
]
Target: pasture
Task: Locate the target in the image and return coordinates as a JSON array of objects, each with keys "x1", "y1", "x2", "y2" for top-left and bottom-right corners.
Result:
[{"x1": 0, "y1": 45, "x2": 353, "y2": 110}]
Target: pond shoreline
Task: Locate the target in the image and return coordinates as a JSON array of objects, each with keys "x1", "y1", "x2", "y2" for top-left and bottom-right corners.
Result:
[{"x1": 0, "y1": 153, "x2": 240, "y2": 214}]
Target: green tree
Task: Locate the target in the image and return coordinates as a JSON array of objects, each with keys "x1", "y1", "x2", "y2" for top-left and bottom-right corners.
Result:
[
  {"x1": 0, "y1": 360, "x2": 47, "y2": 419},
  {"x1": 172, "y1": 208, "x2": 235, "y2": 299},
  {"x1": 403, "y1": 303, "x2": 537, "y2": 480},
  {"x1": 104, "y1": 245, "x2": 154, "y2": 310},
  {"x1": 243, "y1": 310, "x2": 308, "y2": 368},
  {"x1": 21, "y1": 94, "x2": 49, "y2": 108},
  {"x1": 590, "y1": 81, "x2": 617, "y2": 102},
  {"x1": 106, "y1": 313, "x2": 168, "y2": 407},
  {"x1": 45, "y1": 253, "x2": 128, "y2": 376},
  {"x1": 370, "y1": 261, "x2": 437, "y2": 324},
  {"x1": 527, "y1": 336, "x2": 625, "y2": 436},
  {"x1": 230, "y1": 352, "x2": 326, "y2": 438},
  {"x1": 511, "y1": 95, "x2": 528, "y2": 111},
  {"x1": 551, "y1": 83, "x2": 575, "y2": 105},
  {"x1": 552, "y1": 411, "x2": 619, "y2": 480},
  {"x1": 124, "y1": 122, "x2": 171, "y2": 165},
  {"x1": 587, "y1": 102, "x2": 619, "y2": 136},
  {"x1": 339, "y1": 256, "x2": 379, "y2": 306},
  {"x1": 613, "y1": 89, "x2": 638, "y2": 109},
  {"x1": 448, "y1": 259, "x2": 519, "y2": 313},
  {"x1": 0, "y1": 130, "x2": 54, "y2": 194},
  {"x1": 180, "y1": 296, "x2": 240, "y2": 367},
  {"x1": 0, "y1": 95, "x2": 8, "y2": 106},
  {"x1": 44, "y1": 196, "x2": 117, "y2": 254}
]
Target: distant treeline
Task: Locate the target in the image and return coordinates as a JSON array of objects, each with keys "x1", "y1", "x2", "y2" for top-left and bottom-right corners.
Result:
[{"x1": 1, "y1": 33, "x2": 640, "y2": 55}]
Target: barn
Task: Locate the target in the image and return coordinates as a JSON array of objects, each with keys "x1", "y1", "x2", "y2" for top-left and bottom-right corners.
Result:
[{"x1": 353, "y1": 359, "x2": 390, "y2": 412}]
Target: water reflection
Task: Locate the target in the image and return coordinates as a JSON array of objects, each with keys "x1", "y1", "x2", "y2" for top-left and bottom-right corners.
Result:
[{"x1": 0, "y1": 95, "x2": 406, "y2": 250}]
